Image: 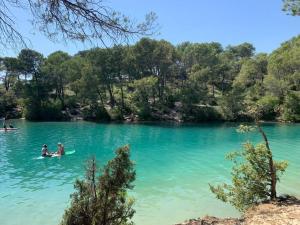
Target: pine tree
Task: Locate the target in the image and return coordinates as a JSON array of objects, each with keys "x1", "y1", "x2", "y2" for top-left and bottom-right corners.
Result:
[
  {"x1": 209, "y1": 125, "x2": 288, "y2": 211},
  {"x1": 61, "y1": 145, "x2": 136, "y2": 225}
]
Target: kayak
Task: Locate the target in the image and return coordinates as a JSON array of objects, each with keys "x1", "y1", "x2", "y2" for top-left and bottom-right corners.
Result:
[
  {"x1": 0, "y1": 128, "x2": 18, "y2": 131},
  {"x1": 36, "y1": 150, "x2": 76, "y2": 160}
]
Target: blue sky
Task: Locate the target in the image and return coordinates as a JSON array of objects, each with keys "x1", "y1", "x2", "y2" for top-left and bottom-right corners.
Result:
[{"x1": 5, "y1": 0, "x2": 300, "y2": 56}]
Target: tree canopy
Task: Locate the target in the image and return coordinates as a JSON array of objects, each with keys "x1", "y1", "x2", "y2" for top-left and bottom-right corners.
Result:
[{"x1": 1, "y1": 35, "x2": 300, "y2": 122}]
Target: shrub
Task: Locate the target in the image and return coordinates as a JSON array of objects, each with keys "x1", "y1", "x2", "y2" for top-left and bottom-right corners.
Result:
[
  {"x1": 64, "y1": 96, "x2": 79, "y2": 109},
  {"x1": 257, "y1": 95, "x2": 280, "y2": 120},
  {"x1": 82, "y1": 104, "x2": 111, "y2": 121},
  {"x1": 182, "y1": 105, "x2": 222, "y2": 122},
  {"x1": 0, "y1": 90, "x2": 18, "y2": 118},
  {"x1": 282, "y1": 92, "x2": 300, "y2": 122},
  {"x1": 24, "y1": 99, "x2": 66, "y2": 121},
  {"x1": 108, "y1": 107, "x2": 124, "y2": 121},
  {"x1": 217, "y1": 91, "x2": 245, "y2": 121},
  {"x1": 210, "y1": 126, "x2": 288, "y2": 211}
]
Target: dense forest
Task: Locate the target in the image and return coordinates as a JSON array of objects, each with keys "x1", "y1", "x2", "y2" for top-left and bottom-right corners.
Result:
[{"x1": 1, "y1": 35, "x2": 300, "y2": 122}]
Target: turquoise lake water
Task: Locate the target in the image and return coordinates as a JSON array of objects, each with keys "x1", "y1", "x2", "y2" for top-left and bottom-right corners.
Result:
[{"x1": 0, "y1": 120, "x2": 300, "y2": 225}]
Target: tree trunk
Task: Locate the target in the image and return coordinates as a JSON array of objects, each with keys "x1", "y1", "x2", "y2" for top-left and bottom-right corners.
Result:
[
  {"x1": 152, "y1": 87, "x2": 156, "y2": 105},
  {"x1": 257, "y1": 122, "x2": 277, "y2": 200},
  {"x1": 97, "y1": 88, "x2": 105, "y2": 106},
  {"x1": 91, "y1": 158, "x2": 97, "y2": 200},
  {"x1": 101, "y1": 185, "x2": 111, "y2": 225},
  {"x1": 120, "y1": 85, "x2": 125, "y2": 110},
  {"x1": 107, "y1": 85, "x2": 115, "y2": 107},
  {"x1": 33, "y1": 73, "x2": 40, "y2": 99},
  {"x1": 221, "y1": 75, "x2": 225, "y2": 93},
  {"x1": 4, "y1": 73, "x2": 9, "y2": 91},
  {"x1": 158, "y1": 75, "x2": 165, "y2": 102},
  {"x1": 59, "y1": 76, "x2": 65, "y2": 109},
  {"x1": 58, "y1": 87, "x2": 65, "y2": 109}
]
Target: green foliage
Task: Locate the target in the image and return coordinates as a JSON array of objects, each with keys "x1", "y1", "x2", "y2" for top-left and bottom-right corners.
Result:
[
  {"x1": 0, "y1": 90, "x2": 18, "y2": 118},
  {"x1": 18, "y1": 49, "x2": 44, "y2": 79},
  {"x1": 210, "y1": 128, "x2": 288, "y2": 212},
  {"x1": 61, "y1": 145, "x2": 135, "y2": 225},
  {"x1": 42, "y1": 51, "x2": 71, "y2": 107},
  {"x1": 236, "y1": 124, "x2": 256, "y2": 133},
  {"x1": 217, "y1": 90, "x2": 245, "y2": 121},
  {"x1": 256, "y1": 96, "x2": 280, "y2": 120},
  {"x1": 82, "y1": 105, "x2": 111, "y2": 122},
  {"x1": 1, "y1": 35, "x2": 300, "y2": 122},
  {"x1": 226, "y1": 43, "x2": 255, "y2": 59},
  {"x1": 282, "y1": 92, "x2": 300, "y2": 122},
  {"x1": 64, "y1": 96, "x2": 79, "y2": 109},
  {"x1": 268, "y1": 36, "x2": 300, "y2": 87},
  {"x1": 108, "y1": 107, "x2": 124, "y2": 121},
  {"x1": 233, "y1": 57, "x2": 266, "y2": 88},
  {"x1": 24, "y1": 99, "x2": 66, "y2": 121},
  {"x1": 263, "y1": 75, "x2": 288, "y2": 99},
  {"x1": 130, "y1": 76, "x2": 158, "y2": 119},
  {"x1": 283, "y1": 0, "x2": 300, "y2": 15},
  {"x1": 181, "y1": 105, "x2": 222, "y2": 122},
  {"x1": 181, "y1": 42, "x2": 222, "y2": 71}
]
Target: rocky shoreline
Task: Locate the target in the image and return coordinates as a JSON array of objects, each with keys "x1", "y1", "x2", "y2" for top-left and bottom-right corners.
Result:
[
  {"x1": 4, "y1": 101, "x2": 300, "y2": 127},
  {"x1": 175, "y1": 196, "x2": 300, "y2": 225},
  {"x1": 3, "y1": 104, "x2": 298, "y2": 124}
]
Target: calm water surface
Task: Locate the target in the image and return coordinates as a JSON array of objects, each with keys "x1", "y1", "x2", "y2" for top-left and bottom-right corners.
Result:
[{"x1": 0, "y1": 121, "x2": 300, "y2": 225}]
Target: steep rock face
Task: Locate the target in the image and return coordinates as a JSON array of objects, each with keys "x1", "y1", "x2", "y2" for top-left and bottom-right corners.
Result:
[{"x1": 175, "y1": 197, "x2": 300, "y2": 225}]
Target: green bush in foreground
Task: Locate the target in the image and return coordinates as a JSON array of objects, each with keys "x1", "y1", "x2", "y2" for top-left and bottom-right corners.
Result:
[
  {"x1": 61, "y1": 145, "x2": 135, "y2": 225},
  {"x1": 210, "y1": 125, "x2": 288, "y2": 211}
]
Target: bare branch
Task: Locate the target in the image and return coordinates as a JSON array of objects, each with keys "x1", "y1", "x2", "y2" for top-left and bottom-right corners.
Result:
[
  {"x1": 0, "y1": 0, "x2": 158, "y2": 51},
  {"x1": 0, "y1": 0, "x2": 27, "y2": 52}
]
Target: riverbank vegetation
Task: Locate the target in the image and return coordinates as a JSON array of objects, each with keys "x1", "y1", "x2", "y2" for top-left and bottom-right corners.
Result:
[{"x1": 1, "y1": 35, "x2": 300, "y2": 122}]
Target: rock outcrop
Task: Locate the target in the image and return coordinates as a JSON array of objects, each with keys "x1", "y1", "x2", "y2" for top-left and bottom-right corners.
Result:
[{"x1": 175, "y1": 196, "x2": 300, "y2": 225}]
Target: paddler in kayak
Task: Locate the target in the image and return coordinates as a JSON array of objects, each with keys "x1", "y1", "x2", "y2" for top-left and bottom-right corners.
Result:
[{"x1": 56, "y1": 142, "x2": 65, "y2": 156}]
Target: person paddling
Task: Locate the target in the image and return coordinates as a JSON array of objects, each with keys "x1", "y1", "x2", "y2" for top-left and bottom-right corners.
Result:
[
  {"x1": 41, "y1": 144, "x2": 52, "y2": 157},
  {"x1": 56, "y1": 142, "x2": 65, "y2": 156}
]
